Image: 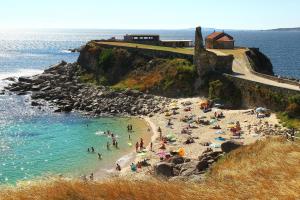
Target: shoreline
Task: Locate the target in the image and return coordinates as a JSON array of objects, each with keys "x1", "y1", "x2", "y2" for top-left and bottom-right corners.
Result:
[
  {"x1": 93, "y1": 116, "x2": 154, "y2": 180},
  {"x1": 117, "y1": 97, "x2": 287, "y2": 180}
]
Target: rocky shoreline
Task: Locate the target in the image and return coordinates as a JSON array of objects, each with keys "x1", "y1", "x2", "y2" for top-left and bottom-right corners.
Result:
[{"x1": 3, "y1": 61, "x2": 169, "y2": 117}]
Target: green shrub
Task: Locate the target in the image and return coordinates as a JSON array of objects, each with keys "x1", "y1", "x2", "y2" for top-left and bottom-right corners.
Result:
[
  {"x1": 209, "y1": 80, "x2": 223, "y2": 101},
  {"x1": 286, "y1": 95, "x2": 300, "y2": 117},
  {"x1": 98, "y1": 49, "x2": 114, "y2": 71}
]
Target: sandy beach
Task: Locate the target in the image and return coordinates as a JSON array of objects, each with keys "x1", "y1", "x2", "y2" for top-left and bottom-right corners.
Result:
[{"x1": 117, "y1": 97, "x2": 284, "y2": 179}]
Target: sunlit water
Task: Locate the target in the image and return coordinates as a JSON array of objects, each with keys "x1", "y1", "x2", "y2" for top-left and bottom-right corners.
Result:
[{"x1": 0, "y1": 29, "x2": 299, "y2": 184}]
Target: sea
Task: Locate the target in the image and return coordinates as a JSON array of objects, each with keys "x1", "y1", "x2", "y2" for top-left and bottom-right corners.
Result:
[{"x1": 0, "y1": 29, "x2": 299, "y2": 184}]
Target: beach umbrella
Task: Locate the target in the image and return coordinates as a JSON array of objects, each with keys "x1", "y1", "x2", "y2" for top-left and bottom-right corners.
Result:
[
  {"x1": 256, "y1": 107, "x2": 266, "y2": 113},
  {"x1": 178, "y1": 148, "x2": 185, "y2": 157}
]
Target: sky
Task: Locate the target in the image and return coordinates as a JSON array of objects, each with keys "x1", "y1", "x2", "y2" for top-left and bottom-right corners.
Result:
[{"x1": 0, "y1": 0, "x2": 299, "y2": 30}]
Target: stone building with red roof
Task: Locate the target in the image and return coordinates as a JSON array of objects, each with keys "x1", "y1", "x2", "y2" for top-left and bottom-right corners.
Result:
[{"x1": 205, "y1": 31, "x2": 234, "y2": 49}]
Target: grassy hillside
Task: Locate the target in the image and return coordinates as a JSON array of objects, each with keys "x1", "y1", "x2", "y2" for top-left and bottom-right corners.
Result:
[
  {"x1": 113, "y1": 58, "x2": 198, "y2": 96},
  {"x1": 1, "y1": 137, "x2": 299, "y2": 200}
]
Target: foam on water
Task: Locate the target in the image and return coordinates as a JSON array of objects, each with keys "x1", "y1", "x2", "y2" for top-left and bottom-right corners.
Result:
[{"x1": 0, "y1": 69, "x2": 44, "y2": 90}]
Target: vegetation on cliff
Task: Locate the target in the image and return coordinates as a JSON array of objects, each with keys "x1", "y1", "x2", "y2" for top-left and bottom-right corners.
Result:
[
  {"x1": 1, "y1": 138, "x2": 299, "y2": 200},
  {"x1": 203, "y1": 73, "x2": 242, "y2": 108},
  {"x1": 277, "y1": 94, "x2": 300, "y2": 131},
  {"x1": 114, "y1": 58, "x2": 198, "y2": 96},
  {"x1": 78, "y1": 44, "x2": 198, "y2": 97}
]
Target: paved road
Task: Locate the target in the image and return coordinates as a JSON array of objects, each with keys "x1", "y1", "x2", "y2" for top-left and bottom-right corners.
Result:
[{"x1": 208, "y1": 49, "x2": 300, "y2": 92}]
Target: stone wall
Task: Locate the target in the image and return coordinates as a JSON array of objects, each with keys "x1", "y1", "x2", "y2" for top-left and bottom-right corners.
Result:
[
  {"x1": 225, "y1": 74, "x2": 300, "y2": 110},
  {"x1": 193, "y1": 27, "x2": 233, "y2": 78}
]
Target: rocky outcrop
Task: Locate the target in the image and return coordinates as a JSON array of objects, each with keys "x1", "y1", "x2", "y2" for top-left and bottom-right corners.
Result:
[
  {"x1": 5, "y1": 61, "x2": 169, "y2": 116},
  {"x1": 154, "y1": 150, "x2": 224, "y2": 181},
  {"x1": 246, "y1": 48, "x2": 274, "y2": 75},
  {"x1": 221, "y1": 141, "x2": 242, "y2": 153}
]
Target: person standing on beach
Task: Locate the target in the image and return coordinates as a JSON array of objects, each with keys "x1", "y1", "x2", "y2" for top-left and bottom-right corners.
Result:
[
  {"x1": 91, "y1": 147, "x2": 95, "y2": 153},
  {"x1": 140, "y1": 138, "x2": 144, "y2": 150},
  {"x1": 129, "y1": 134, "x2": 131, "y2": 140},
  {"x1": 107, "y1": 142, "x2": 110, "y2": 150},
  {"x1": 158, "y1": 127, "x2": 162, "y2": 140},
  {"x1": 150, "y1": 142, "x2": 153, "y2": 151},
  {"x1": 135, "y1": 142, "x2": 139, "y2": 152},
  {"x1": 98, "y1": 153, "x2": 102, "y2": 160},
  {"x1": 115, "y1": 141, "x2": 119, "y2": 149}
]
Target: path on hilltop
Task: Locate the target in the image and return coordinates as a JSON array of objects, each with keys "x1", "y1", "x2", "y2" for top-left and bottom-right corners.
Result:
[{"x1": 208, "y1": 49, "x2": 300, "y2": 92}]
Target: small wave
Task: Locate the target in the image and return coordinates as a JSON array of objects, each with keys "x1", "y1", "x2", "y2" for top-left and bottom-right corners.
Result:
[
  {"x1": 116, "y1": 152, "x2": 135, "y2": 167},
  {"x1": 0, "y1": 69, "x2": 43, "y2": 89},
  {"x1": 61, "y1": 50, "x2": 72, "y2": 54},
  {"x1": 95, "y1": 131, "x2": 105, "y2": 136}
]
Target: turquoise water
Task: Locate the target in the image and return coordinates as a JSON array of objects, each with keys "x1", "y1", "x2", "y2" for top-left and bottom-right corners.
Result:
[{"x1": 0, "y1": 95, "x2": 149, "y2": 184}]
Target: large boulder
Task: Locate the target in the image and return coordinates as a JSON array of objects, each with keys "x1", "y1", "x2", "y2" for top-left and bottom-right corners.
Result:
[
  {"x1": 155, "y1": 162, "x2": 174, "y2": 177},
  {"x1": 196, "y1": 160, "x2": 209, "y2": 172},
  {"x1": 221, "y1": 141, "x2": 242, "y2": 153},
  {"x1": 168, "y1": 156, "x2": 184, "y2": 165}
]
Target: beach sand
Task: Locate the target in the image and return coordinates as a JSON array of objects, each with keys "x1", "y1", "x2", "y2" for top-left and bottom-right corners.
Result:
[{"x1": 109, "y1": 97, "x2": 283, "y2": 179}]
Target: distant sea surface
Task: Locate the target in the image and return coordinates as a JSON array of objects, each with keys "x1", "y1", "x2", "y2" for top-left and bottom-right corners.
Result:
[{"x1": 0, "y1": 29, "x2": 299, "y2": 184}]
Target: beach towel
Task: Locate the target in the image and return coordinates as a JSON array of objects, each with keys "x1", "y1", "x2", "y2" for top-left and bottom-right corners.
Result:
[{"x1": 215, "y1": 137, "x2": 226, "y2": 141}]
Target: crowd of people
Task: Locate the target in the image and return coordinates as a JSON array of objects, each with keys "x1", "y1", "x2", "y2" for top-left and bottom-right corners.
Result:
[{"x1": 83, "y1": 123, "x2": 151, "y2": 180}]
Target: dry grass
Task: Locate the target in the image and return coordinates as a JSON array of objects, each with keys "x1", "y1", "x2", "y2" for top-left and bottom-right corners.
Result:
[
  {"x1": 1, "y1": 137, "x2": 300, "y2": 200},
  {"x1": 95, "y1": 41, "x2": 194, "y2": 55}
]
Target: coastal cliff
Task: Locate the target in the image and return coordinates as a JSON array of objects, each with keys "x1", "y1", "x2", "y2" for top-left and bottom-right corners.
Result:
[{"x1": 78, "y1": 41, "x2": 198, "y2": 97}]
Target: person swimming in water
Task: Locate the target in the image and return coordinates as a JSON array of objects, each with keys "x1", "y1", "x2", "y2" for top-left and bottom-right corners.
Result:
[
  {"x1": 91, "y1": 147, "x2": 95, "y2": 153},
  {"x1": 107, "y1": 142, "x2": 110, "y2": 150}
]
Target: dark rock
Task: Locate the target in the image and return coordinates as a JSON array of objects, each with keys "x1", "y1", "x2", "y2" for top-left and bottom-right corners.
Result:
[
  {"x1": 196, "y1": 160, "x2": 209, "y2": 172},
  {"x1": 31, "y1": 101, "x2": 41, "y2": 106},
  {"x1": 18, "y1": 77, "x2": 34, "y2": 83},
  {"x1": 221, "y1": 141, "x2": 242, "y2": 153},
  {"x1": 62, "y1": 105, "x2": 73, "y2": 112},
  {"x1": 155, "y1": 162, "x2": 174, "y2": 177},
  {"x1": 169, "y1": 156, "x2": 184, "y2": 165}
]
